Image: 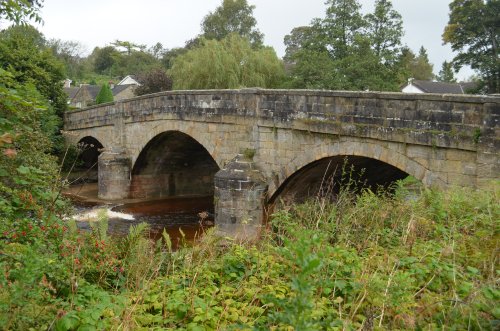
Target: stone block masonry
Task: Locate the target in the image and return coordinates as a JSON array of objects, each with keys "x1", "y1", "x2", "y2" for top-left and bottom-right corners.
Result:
[{"x1": 64, "y1": 89, "x2": 499, "y2": 240}]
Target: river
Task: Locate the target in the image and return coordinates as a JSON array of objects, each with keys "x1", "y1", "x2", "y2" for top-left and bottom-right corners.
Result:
[{"x1": 65, "y1": 183, "x2": 214, "y2": 247}]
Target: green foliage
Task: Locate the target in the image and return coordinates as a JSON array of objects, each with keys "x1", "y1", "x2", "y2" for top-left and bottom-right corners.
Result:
[
  {"x1": 201, "y1": 0, "x2": 264, "y2": 47},
  {"x1": 365, "y1": 0, "x2": 403, "y2": 64},
  {"x1": 95, "y1": 83, "x2": 113, "y2": 104},
  {"x1": 398, "y1": 46, "x2": 435, "y2": 81},
  {"x1": 0, "y1": 69, "x2": 61, "y2": 220},
  {"x1": 437, "y1": 60, "x2": 457, "y2": 82},
  {"x1": 284, "y1": 0, "x2": 407, "y2": 91},
  {"x1": 91, "y1": 46, "x2": 119, "y2": 75},
  {"x1": 443, "y1": 0, "x2": 500, "y2": 93},
  {"x1": 0, "y1": 25, "x2": 67, "y2": 118},
  {"x1": 170, "y1": 34, "x2": 284, "y2": 89},
  {"x1": 135, "y1": 67, "x2": 172, "y2": 96},
  {"x1": 48, "y1": 39, "x2": 87, "y2": 80},
  {"x1": 0, "y1": 0, "x2": 43, "y2": 24},
  {"x1": 1, "y1": 182, "x2": 498, "y2": 329}
]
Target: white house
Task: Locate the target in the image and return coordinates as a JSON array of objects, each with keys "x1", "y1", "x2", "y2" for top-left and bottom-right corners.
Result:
[
  {"x1": 402, "y1": 79, "x2": 477, "y2": 94},
  {"x1": 117, "y1": 75, "x2": 141, "y2": 86}
]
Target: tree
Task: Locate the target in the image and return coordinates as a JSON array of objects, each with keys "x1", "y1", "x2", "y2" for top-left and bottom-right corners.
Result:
[
  {"x1": 414, "y1": 46, "x2": 434, "y2": 80},
  {"x1": 0, "y1": 25, "x2": 67, "y2": 118},
  {"x1": 148, "y1": 42, "x2": 165, "y2": 59},
  {"x1": 48, "y1": 39, "x2": 87, "y2": 79},
  {"x1": 437, "y1": 61, "x2": 457, "y2": 82},
  {"x1": 0, "y1": 0, "x2": 43, "y2": 24},
  {"x1": 201, "y1": 0, "x2": 264, "y2": 47},
  {"x1": 320, "y1": 0, "x2": 366, "y2": 59},
  {"x1": 111, "y1": 40, "x2": 146, "y2": 55},
  {"x1": 443, "y1": 0, "x2": 499, "y2": 93},
  {"x1": 283, "y1": 26, "x2": 314, "y2": 63},
  {"x1": 112, "y1": 50, "x2": 157, "y2": 77},
  {"x1": 397, "y1": 46, "x2": 434, "y2": 81},
  {"x1": 95, "y1": 84, "x2": 113, "y2": 104},
  {"x1": 135, "y1": 68, "x2": 172, "y2": 96},
  {"x1": 365, "y1": 0, "x2": 403, "y2": 64},
  {"x1": 170, "y1": 34, "x2": 284, "y2": 89},
  {"x1": 284, "y1": 0, "x2": 403, "y2": 91},
  {"x1": 91, "y1": 46, "x2": 120, "y2": 74}
]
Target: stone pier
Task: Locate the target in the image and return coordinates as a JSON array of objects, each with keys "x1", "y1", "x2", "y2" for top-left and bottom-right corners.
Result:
[
  {"x1": 97, "y1": 149, "x2": 131, "y2": 200},
  {"x1": 214, "y1": 154, "x2": 268, "y2": 241}
]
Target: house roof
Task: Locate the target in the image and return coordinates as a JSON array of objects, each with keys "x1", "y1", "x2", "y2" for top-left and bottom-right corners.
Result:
[
  {"x1": 410, "y1": 80, "x2": 477, "y2": 94},
  {"x1": 117, "y1": 75, "x2": 141, "y2": 86},
  {"x1": 64, "y1": 87, "x2": 79, "y2": 100},
  {"x1": 82, "y1": 85, "x2": 102, "y2": 99},
  {"x1": 112, "y1": 84, "x2": 135, "y2": 95}
]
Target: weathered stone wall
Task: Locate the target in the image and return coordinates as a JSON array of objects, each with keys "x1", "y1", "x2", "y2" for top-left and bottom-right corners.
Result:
[{"x1": 64, "y1": 89, "x2": 499, "y2": 197}]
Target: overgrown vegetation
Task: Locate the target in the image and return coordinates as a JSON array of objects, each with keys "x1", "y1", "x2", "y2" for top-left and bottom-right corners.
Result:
[{"x1": 1, "y1": 181, "x2": 498, "y2": 330}]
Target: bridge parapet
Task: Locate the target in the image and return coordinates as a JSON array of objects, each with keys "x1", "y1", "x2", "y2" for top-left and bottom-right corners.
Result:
[{"x1": 65, "y1": 89, "x2": 498, "y2": 152}]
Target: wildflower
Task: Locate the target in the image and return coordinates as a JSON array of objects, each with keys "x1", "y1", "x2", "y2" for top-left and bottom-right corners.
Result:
[{"x1": 3, "y1": 148, "x2": 17, "y2": 158}]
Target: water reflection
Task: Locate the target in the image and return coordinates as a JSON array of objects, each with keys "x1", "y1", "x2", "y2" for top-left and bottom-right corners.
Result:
[{"x1": 69, "y1": 186, "x2": 214, "y2": 247}]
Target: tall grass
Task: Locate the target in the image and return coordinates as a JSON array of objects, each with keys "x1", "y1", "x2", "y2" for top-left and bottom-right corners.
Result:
[{"x1": 1, "y1": 181, "x2": 498, "y2": 330}]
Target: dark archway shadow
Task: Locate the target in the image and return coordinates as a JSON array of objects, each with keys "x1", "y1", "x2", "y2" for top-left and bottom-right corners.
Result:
[
  {"x1": 269, "y1": 155, "x2": 410, "y2": 206},
  {"x1": 130, "y1": 131, "x2": 220, "y2": 200},
  {"x1": 72, "y1": 136, "x2": 104, "y2": 184}
]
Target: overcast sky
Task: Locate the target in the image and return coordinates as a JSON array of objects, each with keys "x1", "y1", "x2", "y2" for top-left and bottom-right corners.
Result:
[{"x1": 35, "y1": 0, "x2": 472, "y2": 80}]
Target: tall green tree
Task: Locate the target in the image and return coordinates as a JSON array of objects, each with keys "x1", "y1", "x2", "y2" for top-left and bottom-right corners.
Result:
[
  {"x1": 320, "y1": 0, "x2": 366, "y2": 59},
  {"x1": 414, "y1": 46, "x2": 435, "y2": 80},
  {"x1": 95, "y1": 83, "x2": 113, "y2": 104},
  {"x1": 170, "y1": 34, "x2": 284, "y2": 89},
  {"x1": 397, "y1": 46, "x2": 434, "y2": 81},
  {"x1": 285, "y1": 0, "x2": 404, "y2": 91},
  {"x1": 443, "y1": 0, "x2": 499, "y2": 93},
  {"x1": 437, "y1": 61, "x2": 457, "y2": 82},
  {"x1": 365, "y1": 0, "x2": 403, "y2": 64},
  {"x1": 283, "y1": 26, "x2": 314, "y2": 63},
  {"x1": 201, "y1": 0, "x2": 264, "y2": 47},
  {"x1": 285, "y1": 0, "x2": 367, "y2": 89}
]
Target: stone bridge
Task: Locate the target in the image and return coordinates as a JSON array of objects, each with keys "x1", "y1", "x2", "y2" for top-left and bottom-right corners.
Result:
[{"x1": 64, "y1": 89, "x2": 499, "y2": 239}]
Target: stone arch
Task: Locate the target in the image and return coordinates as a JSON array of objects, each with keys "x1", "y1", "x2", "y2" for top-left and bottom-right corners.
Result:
[
  {"x1": 67, "y1": 129, "x2": 109, "y2": 151},
  {"x1": 268, "y1": 140, "x2": 446, "y2": 201},
  {"x1": 76, "y1": 136, "x2": 104, "y2": 169},
  {"x1": 127, "y1": 121, "x2": 226, "y2": 170},
  {"x1": 129, "y1": 130, "x2": 220, "y2": 199}
]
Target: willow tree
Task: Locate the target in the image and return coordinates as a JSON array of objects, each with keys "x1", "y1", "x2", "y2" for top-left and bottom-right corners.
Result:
[{"x1": 170, "y1": 34, "x2": 284, "y2": 90}]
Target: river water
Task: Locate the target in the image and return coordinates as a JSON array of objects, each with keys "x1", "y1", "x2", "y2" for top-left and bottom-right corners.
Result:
[{"x1": 65, "y1": 183, "x2": 214, "y2": 246}]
